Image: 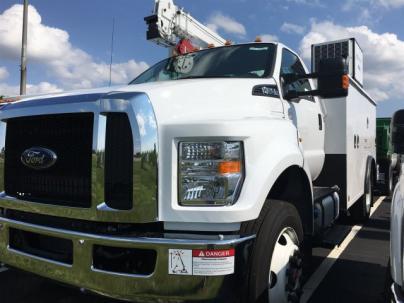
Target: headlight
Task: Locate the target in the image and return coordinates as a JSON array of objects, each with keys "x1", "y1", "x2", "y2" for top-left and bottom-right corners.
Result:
[{"x1": 179, "y1": 141, "x2": 244, "y2": 206}]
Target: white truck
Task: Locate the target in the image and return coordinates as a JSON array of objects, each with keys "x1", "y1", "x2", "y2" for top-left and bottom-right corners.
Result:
[
  {"x1": 0, "y1": 1, "x2": 376, "y2": 302},
  {"x1": 389, "y1": 109, "x2": 404, "y2": 302}
]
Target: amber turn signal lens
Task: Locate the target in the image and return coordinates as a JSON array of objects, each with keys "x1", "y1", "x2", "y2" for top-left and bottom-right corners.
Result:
[
  {"x1": 342, "y1": 74, "x2": 350, "y2": 90},
  {"x1": 218, "y1": 161, "x2": 241, "y2": 174}
]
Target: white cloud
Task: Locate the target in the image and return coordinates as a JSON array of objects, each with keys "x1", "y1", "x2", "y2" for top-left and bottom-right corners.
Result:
[
  {"x1": 300, "y1": 20, "x2": 404, "y2": 102},
  {"x1": 136, "y1": 113, "x2": 146, "y2": 137},
  {"x1": 206, "y1": 12, "x2": 246, "y2": 37},
  {"x1": 0, "y1": 5, "x2": 148, "y2": 90},
  {"x1": 260, "y1": 34, "x2": 278, "y2": 42},
  {"x1": 367, "y1": 88, "x2": 389, "y2": 101},
  {"x1": 0, "y1": 81, "x2": 63, "y2": 96},
  {"x1": 0, "y1": 67, "x2": 9, "y2": 81},
  {"x1": 286, "y1": 0, "x2": 323, "y2": 6},
  {"x1": 342, "y1": 0, "x2": 404, "y2": 20},
  {"x1": 375, "y1": 0, "x2": 404, "y2": 7},
  {"x1": 281, "y1": 22, "x2": 306, "y2": 35},
  {"x1": 148, "y1": 114, "x2": 157, "y2": 129}
]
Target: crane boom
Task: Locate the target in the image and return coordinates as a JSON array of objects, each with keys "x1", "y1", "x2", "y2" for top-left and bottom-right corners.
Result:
[{"x1": 144, "y1": 0, "x2": 226, "y2": 51}]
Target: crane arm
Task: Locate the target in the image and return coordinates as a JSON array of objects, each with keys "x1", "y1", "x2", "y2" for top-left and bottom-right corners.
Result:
[{"x1": 144, "y1": 0, "x2": 226, "y2": 50}]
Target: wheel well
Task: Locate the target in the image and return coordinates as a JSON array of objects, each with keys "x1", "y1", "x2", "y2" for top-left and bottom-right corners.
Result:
[{"x1": 267, "y1": 166, "x2": 313, "y2": 235}]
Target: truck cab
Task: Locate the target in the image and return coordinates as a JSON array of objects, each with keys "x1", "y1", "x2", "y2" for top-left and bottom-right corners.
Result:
[{"x1": 0, "y1": 40, "x2": 376, "y2": 303}]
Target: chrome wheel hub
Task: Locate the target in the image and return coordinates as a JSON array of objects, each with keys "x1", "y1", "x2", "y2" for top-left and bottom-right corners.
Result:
[
  {"x1": 365, "y1": 181, "x2": 372, "y2": 213},
  {"x1": 268, "y1": 227, "x2": 302, "y2": 303}
]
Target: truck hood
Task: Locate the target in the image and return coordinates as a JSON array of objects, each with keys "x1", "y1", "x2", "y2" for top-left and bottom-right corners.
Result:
[
  {"x1": 3, "y1": 78, "x2": 282, "y2": 124},
  {"x1": 124, "y1": 78, "x2": 281, "y2": 124}
]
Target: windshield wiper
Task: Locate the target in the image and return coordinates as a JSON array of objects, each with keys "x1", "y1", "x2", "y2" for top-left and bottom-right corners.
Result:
[{"x1": 177, "y1": 75, "x2": 233, "y2": 80}]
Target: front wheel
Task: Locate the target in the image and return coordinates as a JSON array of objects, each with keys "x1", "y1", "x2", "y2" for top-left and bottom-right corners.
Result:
[{"x1": 241, "y1": 200, "x2": 304, "y2": 303}]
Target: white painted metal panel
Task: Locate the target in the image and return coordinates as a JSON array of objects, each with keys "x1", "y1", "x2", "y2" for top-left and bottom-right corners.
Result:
[
  {"x1": 346, "y1": 82, "x2": 376, "y2": 208},
  {"x1": 321, "y1": 97, "x2": 346, "y2": 155}
]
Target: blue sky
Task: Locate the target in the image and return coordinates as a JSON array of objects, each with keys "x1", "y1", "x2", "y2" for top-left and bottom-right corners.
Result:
[{"x1": 0, "y1": 0, "x2": 404, "y2": 116}]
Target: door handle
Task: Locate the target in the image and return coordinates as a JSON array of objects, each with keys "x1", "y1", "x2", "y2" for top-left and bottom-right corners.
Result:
[{"x1": 318, "y1": 114, "x2": 323, "y2": 131}]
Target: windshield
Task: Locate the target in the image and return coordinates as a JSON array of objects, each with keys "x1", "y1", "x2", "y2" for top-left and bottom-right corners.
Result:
[{"x1": 130, "y1": 43, "x2": 276, "y2": 84}]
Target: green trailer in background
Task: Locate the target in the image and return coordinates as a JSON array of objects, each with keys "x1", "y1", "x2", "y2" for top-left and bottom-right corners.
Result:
[{"x1": 376, "y1": 117, "x2": 400, "y2": 195}]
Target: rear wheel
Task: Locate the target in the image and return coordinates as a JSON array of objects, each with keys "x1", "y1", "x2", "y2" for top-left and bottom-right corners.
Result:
[
  {"x1": 381, "y1": 164, "x2": 394, "y2": 196},
  {"x1": 241, "y1": 200, "x2": 304, "y2": 303},
  {"x1": 351, "y1": 168, "x2": 373, "y2": 222}
]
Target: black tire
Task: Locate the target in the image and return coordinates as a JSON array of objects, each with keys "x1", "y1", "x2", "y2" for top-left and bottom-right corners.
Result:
[
  {"x1": 384, "y1": 260, "x2": 394, "y2": 302},
  {"x1": 351, "y1": 166, "x2": 373, "y2": 223},
  {"x1": 385, "y1": 166, "x2": 394, "y2": 196},
  {"x1": 241, "y1": 200, "x2": 304, "y2": 303}
]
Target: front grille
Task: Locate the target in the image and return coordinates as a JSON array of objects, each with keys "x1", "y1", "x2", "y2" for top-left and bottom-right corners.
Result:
[{"x1": 4, "y1": 113, "x2": 94, "y2": 207}]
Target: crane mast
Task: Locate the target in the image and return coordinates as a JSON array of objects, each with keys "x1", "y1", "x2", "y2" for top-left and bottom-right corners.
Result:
[{"x1": 144, "y1": 0, "x2": 226, "y2": 54}]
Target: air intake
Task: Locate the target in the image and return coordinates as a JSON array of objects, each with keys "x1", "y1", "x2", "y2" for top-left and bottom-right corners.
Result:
[{"x1": 104, "y1": 113, "x2": 133, "y2": 210}]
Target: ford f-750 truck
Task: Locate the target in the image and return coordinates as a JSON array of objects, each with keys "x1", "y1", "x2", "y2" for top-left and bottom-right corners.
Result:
[{"x1": 0, "y1": 38, "x2": 376, "y2": 303}]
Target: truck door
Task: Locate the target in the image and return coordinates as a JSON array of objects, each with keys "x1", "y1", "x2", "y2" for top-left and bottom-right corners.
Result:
[{"x1": 279, "y1": 48, "x2": 325, "y2": 180}]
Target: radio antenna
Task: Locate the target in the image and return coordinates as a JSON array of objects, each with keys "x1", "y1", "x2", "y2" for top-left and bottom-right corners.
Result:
[
  {"x1": 20, "y1": 0, "x2": 29, "y2": 95},
  {"x1": 109, "y1": 17, "x2": 115, "y2": 87}
]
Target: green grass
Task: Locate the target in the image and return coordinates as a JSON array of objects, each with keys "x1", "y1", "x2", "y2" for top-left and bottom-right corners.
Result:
[{"x1": 91, "y1": 152, "x2": 157, "y2": 216}]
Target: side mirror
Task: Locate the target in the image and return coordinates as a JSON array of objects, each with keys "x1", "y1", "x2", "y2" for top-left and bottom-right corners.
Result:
[
  {"x1": 317, "y1": 58, "x2": 349, "y2": 98},
  {"x1": 282, "y1": 58, "x2": 349, "y2": 100},
  {"x1": 392, "y1": 109, "x2": 404, "y2": 154}
]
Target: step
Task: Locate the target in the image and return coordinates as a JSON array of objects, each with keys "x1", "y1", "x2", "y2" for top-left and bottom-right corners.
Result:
[{"x1": 319, "y1": 224, "x2": 352, "y2": 249}]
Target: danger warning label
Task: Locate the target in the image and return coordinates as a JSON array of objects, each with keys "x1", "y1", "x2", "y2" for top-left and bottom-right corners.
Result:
[
  {"x1": 192, "y1": 248, "x2": 235, "y2": 276},
  {"x1": 168, "y1": 248, "x2": 235, "y2": 276},
  {"x1": 192, "y1": 249, "x2": 235, "y2": 258}
]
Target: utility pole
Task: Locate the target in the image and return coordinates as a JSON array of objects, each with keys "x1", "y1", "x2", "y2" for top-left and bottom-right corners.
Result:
[{"x1": 20, "y1": 0, "x2": 28, "y2": 95}]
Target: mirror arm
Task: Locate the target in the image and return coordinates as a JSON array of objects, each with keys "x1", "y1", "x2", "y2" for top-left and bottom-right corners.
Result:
[
  {"x1": 282, "y1": 72, "x2": 319, "y2": 86},
  {"x1": 284, "y1": 89, "x2": 320, "y2": 101},
  {"x1": 297, "y1": 89, "x2": 320, "y2": 96},
  {"x1": 299, "y1": 72, "x2": 319, "y2": 79}
]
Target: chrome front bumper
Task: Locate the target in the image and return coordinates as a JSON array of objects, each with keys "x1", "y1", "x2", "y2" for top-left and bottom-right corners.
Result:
[{"x1": 0, "y1": 216, "x2": 254, "y2": 302}]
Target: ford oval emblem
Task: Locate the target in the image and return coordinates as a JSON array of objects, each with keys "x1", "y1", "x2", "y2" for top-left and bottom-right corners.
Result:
[{"x1": 21, "y1": 147, "x2": 57, "y2": 170}]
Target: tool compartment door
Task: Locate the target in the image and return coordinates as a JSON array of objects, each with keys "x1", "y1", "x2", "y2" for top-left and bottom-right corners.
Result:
[{"x1": 346, "y1": 81, "x2": 376, "y2": 209}]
